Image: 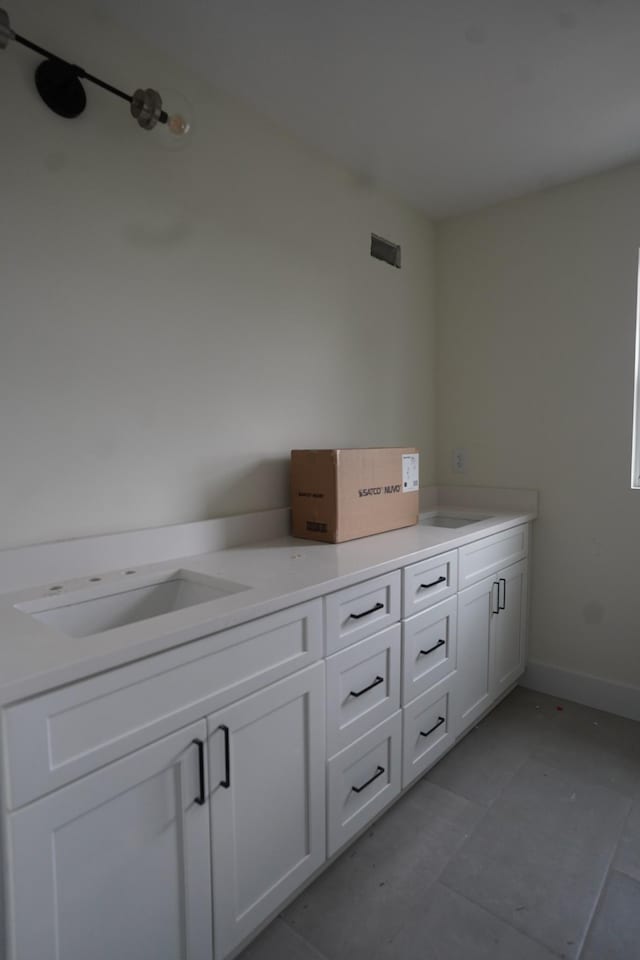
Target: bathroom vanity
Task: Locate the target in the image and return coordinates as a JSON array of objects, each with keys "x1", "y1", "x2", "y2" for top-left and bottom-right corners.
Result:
[{"x1": 0, "y1": 503, "x2": 534, "y2": 960}]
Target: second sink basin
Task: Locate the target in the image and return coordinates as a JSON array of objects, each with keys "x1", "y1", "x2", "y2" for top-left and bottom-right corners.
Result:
[
  {"x1": 18, "y1": 571, "x2": 249, "y2": 639},
  {"x1": 422, "y1": 513, "x2": 492, "y2": 529}
]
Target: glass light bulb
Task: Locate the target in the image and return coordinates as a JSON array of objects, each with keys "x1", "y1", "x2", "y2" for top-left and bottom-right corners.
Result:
[{"x1": 167, "y1": 113, "x2": 190, "y2": 136}]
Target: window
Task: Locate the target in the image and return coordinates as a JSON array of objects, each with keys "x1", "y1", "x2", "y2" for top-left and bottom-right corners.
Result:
[{"x1": 632, "y1": 252, "x2": 640, "y2": 488}]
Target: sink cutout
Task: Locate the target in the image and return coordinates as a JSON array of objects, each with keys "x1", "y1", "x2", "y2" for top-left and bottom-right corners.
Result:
[
  {"x1": 422, "y1": 514, "x2": 492, "y2": 529},
  {"x1": 17, "y1": 571, "x2": 249, "y2": 639}
]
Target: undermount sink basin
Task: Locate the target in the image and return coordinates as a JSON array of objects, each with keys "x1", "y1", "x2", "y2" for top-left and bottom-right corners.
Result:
[
  {"x1": 17, "y1": 571, "x2": 249, "y2": 639},
  {"x1": 422, "y1": 513, "x2": 492, "y2": 529}
]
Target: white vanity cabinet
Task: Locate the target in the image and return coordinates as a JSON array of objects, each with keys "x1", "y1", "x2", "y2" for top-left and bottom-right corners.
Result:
[
  {"x1": 206, "y1": 663, "x2": 326, "y2": 959},
  {"x1": 5, "y1": 721, "x2": 214, "y2": 960},
  {"x1": 0, "y1": 517, "x2": 533, "y2": 960},
  {"x1": 456, "y1": 557, "x2": 528, "y2": 734}
]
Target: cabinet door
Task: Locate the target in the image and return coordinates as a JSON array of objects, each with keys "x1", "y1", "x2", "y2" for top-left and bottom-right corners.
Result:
[
  {"x1": 492, "y1": 559, "x2": 528, "y2": 698},
  {"x1": 455, "y1": 575, "x2": 497, "y2": 735},
  {"x1": 207, "y1": 663, "x2": 326, "y2": 959},
  {"x1": 6, "y1": 721, "x2": 213, "y2": 960}
]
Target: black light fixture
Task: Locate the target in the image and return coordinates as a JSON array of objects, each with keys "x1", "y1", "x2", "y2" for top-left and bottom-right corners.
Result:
[{"x1": 0, "y1": 7, "x2": 189, "y2": 135}]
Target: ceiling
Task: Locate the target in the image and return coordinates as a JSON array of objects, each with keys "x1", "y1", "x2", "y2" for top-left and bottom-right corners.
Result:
[{"x1": 94, "y1": 0, "x2": 640, "y2": 218}]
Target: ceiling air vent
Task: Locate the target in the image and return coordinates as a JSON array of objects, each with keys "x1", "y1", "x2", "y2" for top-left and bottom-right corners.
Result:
[{"x1": 370, "y1": 233, "x2": 401, "y2": 268}]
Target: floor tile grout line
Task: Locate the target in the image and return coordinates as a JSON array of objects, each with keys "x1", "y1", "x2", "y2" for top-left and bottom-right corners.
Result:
[
  {"x1": 608, "y1": 795, "x2": 640, "y2": 884},
  {"x1": 247, "y1": 690, "x2": 640, "y2": 960},
  {"x1": 409, "y1": 784, "x2": 493, "y2": 890},
  {"x1": 279, "y1": 917, "x2": 333, "y2": 960},
  {"x1": 575, "y1": 796, "x2": 635, "y2": 960},
  {"x1": 528, "y1": 745, "x2": 639, "y2": 802},
  {"x1": 610, "y1": 799, "x2": 638, "y2": 868},
  {"x1": 428, "y1": 741, "x2": 532, "y2": 813},
  {"x1": 436, "y1": 878, "x2": 569, "y2": 960},
  {"x1": 437, "y1": 762, "x2": 634, "y2": 960}
]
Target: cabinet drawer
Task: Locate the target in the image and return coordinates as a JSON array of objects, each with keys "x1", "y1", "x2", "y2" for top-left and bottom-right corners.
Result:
[
  {"x1": 3, "y1": 599, "x2": 323, "y2": 810},
  {"x1": 403, "y1": 550, "x2": 457, "y2": 617},
  {"x1": 327, "y1": 711, "x2": 401, "y2": 857},
  {"x1": 325, "y1": 571, "x2": 400, "y2": 655},
  {"x1": 458, "y1": 524, "x2": 528, "y2": 589},
  {"x1": 402, "y1": 596, "x2": 457, "y2": 705},
  {"x1": 402, "y1": 675, "x2": 455, "y2": 789},
  {"x1": 326, "y1": 624, "x2": 400, "y2": 757}
]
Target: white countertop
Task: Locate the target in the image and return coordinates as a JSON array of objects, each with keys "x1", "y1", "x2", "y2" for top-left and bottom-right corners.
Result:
[{"x1": 0, "y1": 509, "x2": 535, "y2": 707}]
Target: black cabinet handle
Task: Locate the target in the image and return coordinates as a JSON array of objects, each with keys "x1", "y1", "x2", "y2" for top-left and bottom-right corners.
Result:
[
  {"x1": 492, "y1": 581, "x2": 500, "y2": 615},
  {"x1": 192, "y1": 739, "x2": 206, "y2": 805},
  {"x1": 350, "y1": 675, "x2": 384, "y2": 698},
  {"x1": 499, "y1": 578, "x2": 506, "y2": 611},
  {"x1": 420, "y1": 575, "x2": 446, "y2": 590},
  {"x1": 420, "y1": 716, "x2": 446, "y2": 739},
  {"x1": 349, "y1": 602, "x2": 384, "y2": 620},
  {"x1": 419, "y1": 638, "x2": 446, "y2": 657},
  {"x1": 218, "y1": 725, "x2": 231, "y2": 789},
  {"x1": 352, "y1": 765, "x2": 385, "y2": 794}
]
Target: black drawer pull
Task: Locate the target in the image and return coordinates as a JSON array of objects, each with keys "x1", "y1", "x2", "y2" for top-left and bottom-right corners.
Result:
[
  {"x1": 192, "y1": 739, "x2": 206, "y2": 805},
  {"x1": 349, "y1": 602, "x2": 384, "y2": 620},
  {"x1": 499, "y1": 577, "x2": 506, "y2": 611},
  {"x1": 419, "y1": 638, "x2": 446, "y2": 657},
  {"x1": 218, "y1": 725, "x2": 231, "y2": 789},
  {"x1": 352, "y1": 765, "x2": 385, "y2": 794},
  {"x1": 492, "y1": 581, "x2": 500, "y2": 615},
  {"x1": 350, "y1": 675, "x2": 384, "y2": 698},
  {"x1": 420, "y1": 716, "x2": 446, "y2": 739},
  {"x1": 420, "y1": 575, "x2": 446, "y2": 590}
]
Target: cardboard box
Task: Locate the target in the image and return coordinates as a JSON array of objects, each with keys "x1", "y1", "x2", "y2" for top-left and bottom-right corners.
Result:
[{"x1": 291, "y1": 447, "x2": 420, "y2": 543}]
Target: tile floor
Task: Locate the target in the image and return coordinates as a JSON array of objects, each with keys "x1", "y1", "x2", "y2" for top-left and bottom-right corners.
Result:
[{"x1": 237, "y1": 686, "x2": 640, "y2": 960}]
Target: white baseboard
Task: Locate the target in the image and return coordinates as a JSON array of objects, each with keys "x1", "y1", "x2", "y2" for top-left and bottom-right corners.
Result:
[{"x1": 521, "y1": 660, "x2": 640, "y2": 723}]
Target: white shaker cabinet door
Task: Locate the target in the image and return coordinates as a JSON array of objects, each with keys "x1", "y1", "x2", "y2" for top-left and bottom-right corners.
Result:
[
  {"x1": 455, "y1": 575, "x2": 497, "y2": 735},
  {"x1": 456, "y1": 560, "x2": 528, "y2": 737},
  {"x1": 6, "y1": 721, "x2": 213, "y2": 960},
  {"x1": 207, "y1": 662, "x2": 326, "y2": 959},
  {"x1": 492, "y1": 559, "x2": 528, "y2": 698}
]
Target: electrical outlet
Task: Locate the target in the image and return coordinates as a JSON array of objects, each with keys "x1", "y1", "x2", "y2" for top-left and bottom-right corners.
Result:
[{"x1": 453, "y1": 448, "x2": 467, "y2": 473}]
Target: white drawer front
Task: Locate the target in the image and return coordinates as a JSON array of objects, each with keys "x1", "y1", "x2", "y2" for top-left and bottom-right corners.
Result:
[
  {"x1": 458, "y1": 524, "x2": 528, "y2": 589},
  {"x1": 326, "y1": 624, "x2": 401, "y2": 757},
  {"x1": 403, "y1": 550, "x2": 458, "y2": 617},
  {"x1": 325, "y1": 571, "x2": 400, "y2": 655},
  {"x1": 3, "y1": 600, "x2": 323, "y2": 809},
  {"x1": 402, "y1": 596, "x2": 457, "y2": 705},
  {"x1": 327, "y1": 711, "x2": 402, "y2": 857},
  {"x1": 402, "y1": 675, "x2": 455, "y2": 789}
]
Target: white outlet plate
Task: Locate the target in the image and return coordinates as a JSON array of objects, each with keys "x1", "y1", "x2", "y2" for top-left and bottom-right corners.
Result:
[{"x1": 453, "y1": 449, "x2": 467, "y2": 473}]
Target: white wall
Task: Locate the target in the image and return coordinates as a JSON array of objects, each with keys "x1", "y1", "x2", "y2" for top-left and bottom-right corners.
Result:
[
  {"x1": 436, "y1": 162, "x2": 640, "y2": 690},
  {"x1": 0, "y1": 0, "x2": 436, "y2": 549}
]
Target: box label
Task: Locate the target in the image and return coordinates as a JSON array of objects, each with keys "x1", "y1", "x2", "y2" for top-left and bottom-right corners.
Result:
[
  {"x1": 402, "y1": 453, "x2": 419, "y2": 492},
  {"x1": 358, "y1": 485, "x2": 402, "y2": 497}
]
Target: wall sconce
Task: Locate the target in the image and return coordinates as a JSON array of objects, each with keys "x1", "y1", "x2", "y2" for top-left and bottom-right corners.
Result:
[{"x1": 0, "y1": 7, "x2": 189, "y2": 135}]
